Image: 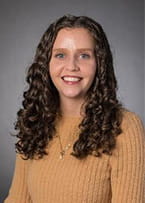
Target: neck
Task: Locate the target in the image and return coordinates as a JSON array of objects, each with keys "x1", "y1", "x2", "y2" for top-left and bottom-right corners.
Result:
[{"x1": 60, "y1": 98, "x2": 85, "y2": 117}]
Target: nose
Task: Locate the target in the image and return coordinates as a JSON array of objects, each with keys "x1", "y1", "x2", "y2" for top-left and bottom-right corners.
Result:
[{"x1": 65, "y1": 56, "x2": 80, "y2": 72}]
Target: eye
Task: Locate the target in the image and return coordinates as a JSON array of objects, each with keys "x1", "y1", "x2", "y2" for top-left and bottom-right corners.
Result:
[
  {"x1": 79, "y1": 53, "x2": 91, "y2": 59},
  {"x1": 54, "y1": 53, "x2": 65, "y2": 59}
]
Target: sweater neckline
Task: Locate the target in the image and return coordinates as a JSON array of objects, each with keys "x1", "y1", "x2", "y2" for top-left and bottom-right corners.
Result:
[
  {"x1": 55, "y1": 114, "x2": 83, "y2": 129},
  {"x1": 57, "y1": 113, "x2": 83, "y2": 121}
]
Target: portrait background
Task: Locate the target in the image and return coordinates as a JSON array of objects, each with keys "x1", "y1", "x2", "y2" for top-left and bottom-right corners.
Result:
[{"x1": 0, "y1": 0, "x2": 144, "y2": 201}]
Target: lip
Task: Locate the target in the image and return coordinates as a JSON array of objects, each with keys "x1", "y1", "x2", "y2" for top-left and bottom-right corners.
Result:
[
  {"x1": 61, "y1": 75, "x2": 83, "y2": 85},
  {"x1": 61, "y1": 75, "x2": 82, "y2": 79}
]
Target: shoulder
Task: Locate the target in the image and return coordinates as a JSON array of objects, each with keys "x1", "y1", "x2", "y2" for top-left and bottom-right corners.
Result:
[
  {"x1": 110, "y1": 108, "x2": 145, "y2": 162},
  {"x1": 15, "y1": 153, "x2": 31, "y2": 167},
  {"x1": 113, "y1": 108, "x2": 145, "y2": 154},
  {"x1": 120, "y1": 108, "x2": 144, "y2": 133}
]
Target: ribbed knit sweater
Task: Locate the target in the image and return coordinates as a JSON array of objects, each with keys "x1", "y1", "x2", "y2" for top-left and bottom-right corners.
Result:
[{"x1": 5, "y1": 110, "x2": 145, "y2": 203}]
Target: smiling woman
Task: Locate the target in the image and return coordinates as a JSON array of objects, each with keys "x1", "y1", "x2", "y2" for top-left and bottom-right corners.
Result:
[
  {"x1": 4, "y1": 14, "x2": 145, "y2": 203},
  {"x1": 49, "y1": 28, "x2": 96, "y2": 109}
]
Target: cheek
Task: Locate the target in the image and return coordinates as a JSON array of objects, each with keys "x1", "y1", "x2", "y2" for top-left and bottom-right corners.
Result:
[
  {"x1": 84, "y1": 64, "x2": 96, "y2": 79},
  {"x1": 49, "y1": 62, "x2": 56, "y2": 82},
  {"x1": 49, "y1": 60, "x2": 60, "y2": 78}
]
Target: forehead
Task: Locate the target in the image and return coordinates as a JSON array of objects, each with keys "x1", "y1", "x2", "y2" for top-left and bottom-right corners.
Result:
[{"x1": 52, "y1": 28, "x2": 95, "y2": 49}]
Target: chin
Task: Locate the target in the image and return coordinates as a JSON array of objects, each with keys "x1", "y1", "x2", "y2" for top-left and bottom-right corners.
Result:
[{"x1": 61, "y1": 92, "x2": 85, "y2": 100}]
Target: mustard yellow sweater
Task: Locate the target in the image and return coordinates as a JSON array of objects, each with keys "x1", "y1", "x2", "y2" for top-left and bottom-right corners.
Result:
[{"x1": 5, "y1": 110, "x2": 145, "y2": 203}]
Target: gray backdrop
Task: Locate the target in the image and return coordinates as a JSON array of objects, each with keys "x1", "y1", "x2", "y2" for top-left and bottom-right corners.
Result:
[{"x1": 0, "y1": 0, "x2": 144, "y2": 201}]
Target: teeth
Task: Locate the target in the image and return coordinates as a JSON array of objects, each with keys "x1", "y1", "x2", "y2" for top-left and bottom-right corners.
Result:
[{"x1": 63, "y1": 77, "x2": 81, "y2": 82}]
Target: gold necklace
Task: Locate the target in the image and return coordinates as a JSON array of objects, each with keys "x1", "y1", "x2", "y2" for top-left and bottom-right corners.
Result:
[
  {"x1": 58, "y1": 135, "x2": 72, "y2": 159},
  {"x1": 57, "y1": 125, "x2": 80, "y2": 160},
  {"x1": 55, "y1": 114, "x2": 82, "y2": 160}
]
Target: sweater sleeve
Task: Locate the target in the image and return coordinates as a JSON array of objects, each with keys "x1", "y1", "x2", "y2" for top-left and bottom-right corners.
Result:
[
  {"x1": 110, "y1": 111, "x2": 145, "y2": 203},
  {"x1": 4, "y1": 153, "x2": 31, "y2": 203}
]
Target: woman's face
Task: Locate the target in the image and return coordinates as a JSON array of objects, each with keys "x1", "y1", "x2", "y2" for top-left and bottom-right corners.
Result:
[{"x1": 49, "y1": 27, "x2": 96, "y2": 102}]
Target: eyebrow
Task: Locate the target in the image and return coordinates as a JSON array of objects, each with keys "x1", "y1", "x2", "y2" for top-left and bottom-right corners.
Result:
[{"x1": 52, "y1": 48, "x2": 94, "y2": 52}]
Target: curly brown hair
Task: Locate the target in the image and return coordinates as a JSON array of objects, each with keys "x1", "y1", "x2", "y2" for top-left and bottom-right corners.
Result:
[{"x1": 14, "y1": 14, "x2": 124, "y2": 160}]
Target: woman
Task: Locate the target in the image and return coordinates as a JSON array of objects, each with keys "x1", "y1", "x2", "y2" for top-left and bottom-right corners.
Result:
[{"x1": 5, "y1": 14, "x2": 145, "y2": 203}]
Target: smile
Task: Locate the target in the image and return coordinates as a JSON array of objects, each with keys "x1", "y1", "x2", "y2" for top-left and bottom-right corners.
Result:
[
  {"x1": 62, "y1": 76, "x2": 82, "y2": 82},
  {"x1": 61, "y1": 76, "x2": 83, "y2": 85}
]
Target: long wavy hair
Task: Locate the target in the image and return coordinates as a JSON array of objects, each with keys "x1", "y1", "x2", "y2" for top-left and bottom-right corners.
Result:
[{"x1": 14, "y1": 14, "x2": 124, "y2": 160}]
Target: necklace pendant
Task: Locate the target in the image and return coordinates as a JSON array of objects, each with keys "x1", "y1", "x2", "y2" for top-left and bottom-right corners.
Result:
[{"x1": 60, "y1": 150, "x2": 65, "y2": 159}]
